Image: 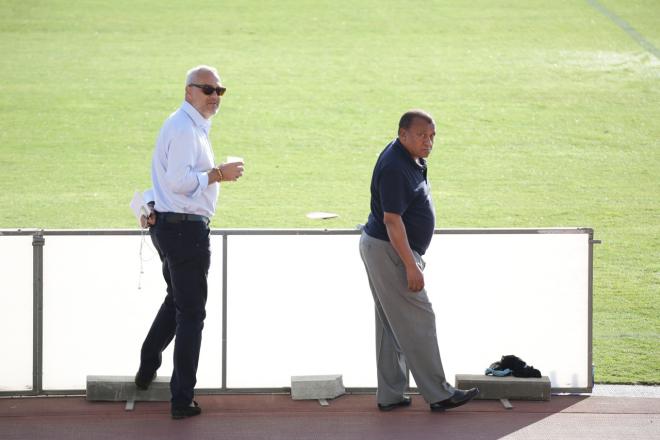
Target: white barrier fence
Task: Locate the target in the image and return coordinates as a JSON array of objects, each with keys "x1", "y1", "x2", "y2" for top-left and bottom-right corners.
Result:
[{"x1": 0, "y1": 228, "x2": 595, "y2": 395}]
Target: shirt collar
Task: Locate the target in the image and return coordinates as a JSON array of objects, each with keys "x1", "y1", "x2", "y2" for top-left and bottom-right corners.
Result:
[
  {"x1": 181, "y1": 101, "x2": 212, "y2": 134},
  {"x1": 393, "y1": 138, "x2": 426, "y2": 169}
]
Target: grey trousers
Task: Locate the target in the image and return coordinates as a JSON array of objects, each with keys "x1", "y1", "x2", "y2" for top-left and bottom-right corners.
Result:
[{"x1": 359, "y1": 231, "x2": 455, "y2": 404}]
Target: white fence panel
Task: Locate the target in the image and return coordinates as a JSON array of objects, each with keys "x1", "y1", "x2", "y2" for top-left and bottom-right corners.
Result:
[
  {"x1": 41, "y1": 235, "x2": 223, "y2": 390},
  {"x1": 0, "y1": 236, "x2": 33, "y2": 391},
  {"x1": 0, "y1": 229, "x2": 592, "y2": 393}
]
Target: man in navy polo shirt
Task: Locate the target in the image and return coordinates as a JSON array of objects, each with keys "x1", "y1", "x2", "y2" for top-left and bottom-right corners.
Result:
[{"x1": 360, "y1": 109, "x2": 479, "y2": 412}]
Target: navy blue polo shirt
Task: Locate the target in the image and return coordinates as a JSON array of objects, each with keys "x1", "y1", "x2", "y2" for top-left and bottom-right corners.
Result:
[{"x1": 364, "y1": 138, "x2": 435, "y2": 255}]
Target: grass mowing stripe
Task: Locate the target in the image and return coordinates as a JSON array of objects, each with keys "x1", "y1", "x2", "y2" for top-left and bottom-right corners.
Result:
[{"x1": 587, "y1": 0, "x2": 660, "y2": 59}]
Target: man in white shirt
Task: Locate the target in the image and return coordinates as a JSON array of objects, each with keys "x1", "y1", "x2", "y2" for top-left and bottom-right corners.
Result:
[{"x1": 135, "y1": 65, "x2": 243, "y2": 419}]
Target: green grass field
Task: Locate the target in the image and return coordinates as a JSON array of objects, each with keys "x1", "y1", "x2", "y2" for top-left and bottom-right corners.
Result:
[{"x1": 1, "y1": 0, "x2": 658, "y2": 384}]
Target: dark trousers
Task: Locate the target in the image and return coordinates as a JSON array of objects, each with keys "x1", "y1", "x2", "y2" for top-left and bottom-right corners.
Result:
[{"x1": 138, "y1": 220, "x2": 210, "y2": 408}]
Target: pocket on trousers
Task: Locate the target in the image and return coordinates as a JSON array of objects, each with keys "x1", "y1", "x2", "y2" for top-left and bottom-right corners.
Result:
[
  {"x1": 158, "y1": 225, "x2": 209, "y2": 266},
  {"x1": 384, "y1": 243, "x2": 403, "y2": 268}
]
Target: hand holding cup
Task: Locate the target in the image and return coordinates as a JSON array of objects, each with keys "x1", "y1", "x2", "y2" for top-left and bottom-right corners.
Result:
[{"x1": 219, "y1": 156, "x2": 244, "y2": 181}]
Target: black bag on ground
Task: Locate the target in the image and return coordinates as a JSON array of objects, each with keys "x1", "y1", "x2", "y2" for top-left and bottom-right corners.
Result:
[{"x1": 499, "y1": 355, "x2": 542, "y2": 378}]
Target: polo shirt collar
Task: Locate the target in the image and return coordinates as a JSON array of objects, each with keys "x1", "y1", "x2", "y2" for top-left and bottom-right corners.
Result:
[
  {"x1": 394, "y1": 138, "x2": 426, "y2": 168},
  {"x1": 181, "y1": 101, "x2": 212, "y2": 134}
]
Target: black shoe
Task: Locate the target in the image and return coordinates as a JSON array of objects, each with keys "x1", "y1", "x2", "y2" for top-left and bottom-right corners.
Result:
[
  {"x1": 171, "y1": 401, "x2": 202, "y2": 419},
  {"x1": 134, "y1": 371, "x2": 156, "y2": 390},
  {"x1": 430, "y1": 388, "x2": 479, "y2": 412},
  {"x1": 378, "y1": 396, "x2": 412, "y2": 411}
]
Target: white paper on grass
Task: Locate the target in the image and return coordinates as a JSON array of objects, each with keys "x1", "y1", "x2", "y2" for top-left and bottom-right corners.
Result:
[{"x1": 306, "y1": 212, "x2": 339, "y2": 219}]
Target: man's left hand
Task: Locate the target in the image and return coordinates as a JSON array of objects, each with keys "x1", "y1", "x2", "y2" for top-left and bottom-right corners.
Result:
[{"x1": 140, "y1": 205, "x2": 157, "y2": 228}]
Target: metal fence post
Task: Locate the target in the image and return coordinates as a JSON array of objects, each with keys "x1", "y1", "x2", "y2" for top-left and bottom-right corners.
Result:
[
  {"x1": 222, "y1": 233, "x2": 228, "y2": 390},
  {"x1": 588, "y1": 230, "x2": 601, "y2": 391},
  {"x1": 32, "y1": 231, "x2": 45, "y2": 395}
]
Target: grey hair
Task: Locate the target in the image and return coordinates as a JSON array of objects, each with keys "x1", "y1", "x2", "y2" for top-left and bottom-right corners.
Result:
[{"x1": 185, "y1": 65, "x2": 221, "y2": 86}]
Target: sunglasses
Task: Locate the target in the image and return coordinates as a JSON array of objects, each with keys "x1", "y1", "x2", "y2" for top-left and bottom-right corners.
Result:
[{"x1": 189, "y1": 83, "x2": 226, "y2": 96}]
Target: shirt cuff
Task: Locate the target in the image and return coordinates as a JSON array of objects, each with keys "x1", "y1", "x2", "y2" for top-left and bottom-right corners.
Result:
[
  {"x1": 190, "y1": 172, "x2": 209, "y2": 199},
  {"x1": 142, "y1": 188, "x2": 155, "y2": 204},
  {"x1": 195, "y1": 172, "x2": 209, "y2": 192}
]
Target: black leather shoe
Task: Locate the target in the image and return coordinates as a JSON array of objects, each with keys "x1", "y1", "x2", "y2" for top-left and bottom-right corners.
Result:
[
  {"x1": 171, "y1": 401, "x2": 202, "y2": 419},
  {"x1": 134, "y1": 371, "x2": 156, "y2": 390},
  {"x1": 378, "y1": 395, "x2": 412, "y2": 411},
  {"x1": 430, "y1": 388, "x2": 479, "y2": 412}
]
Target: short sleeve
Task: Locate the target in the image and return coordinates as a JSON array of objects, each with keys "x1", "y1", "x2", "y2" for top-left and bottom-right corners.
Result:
[{"x1": 378, "y1": 166, "x2": 412, "y2": 215}]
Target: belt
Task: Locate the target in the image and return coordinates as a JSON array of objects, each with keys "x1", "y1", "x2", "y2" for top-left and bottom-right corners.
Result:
[{"x1": 158, "y1": 212, "x2": 210, "y2": 225}]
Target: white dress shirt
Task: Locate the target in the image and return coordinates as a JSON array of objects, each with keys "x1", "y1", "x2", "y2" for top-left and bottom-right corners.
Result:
[{"x1": 148, "y1": 101, "x2": 219, "y2": 218}]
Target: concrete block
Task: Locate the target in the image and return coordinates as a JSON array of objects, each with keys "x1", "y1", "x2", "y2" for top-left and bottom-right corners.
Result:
[
  {"x1": 291, "y1": 374, "x2": 345, "y2": 400},
  {"x1": 86, "y1": 375, "x2": 170, "y2": 401},
  {"x1": 455, "y1": 374, "x2": 551, "y2": 401}
]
